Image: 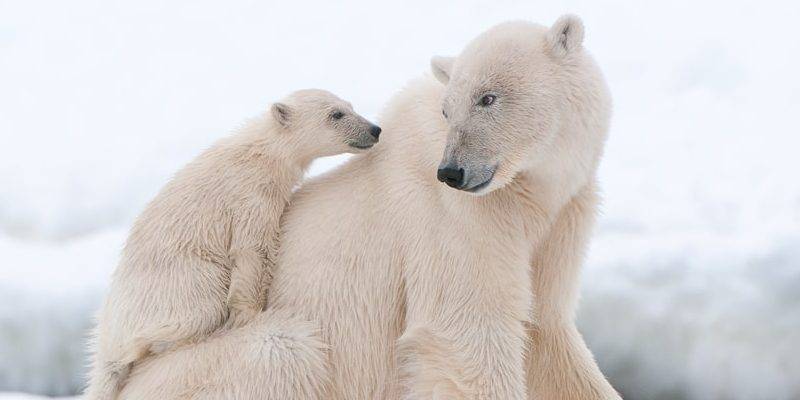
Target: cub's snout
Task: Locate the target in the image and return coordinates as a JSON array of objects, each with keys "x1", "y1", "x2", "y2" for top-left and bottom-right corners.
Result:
[
  {"x1": 370, "y1": 125, "x2": 382, "y2": 139},
  {"x1": 350, "y1": 124, "x2": 381, "y2": 150}
]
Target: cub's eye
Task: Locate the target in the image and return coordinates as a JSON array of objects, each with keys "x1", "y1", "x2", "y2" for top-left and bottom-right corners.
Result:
[
  {"x1": 331, "y1": 111, "x2": 345, "y2": 120},
  {"x1": 442, "y1": 109, "x2": 448, "y2": 119},
  {"x1": 479, "y1": 94, "x2": 496, "y2": 106}
]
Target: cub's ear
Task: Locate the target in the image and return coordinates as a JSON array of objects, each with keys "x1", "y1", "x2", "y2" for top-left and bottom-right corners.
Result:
[
  {"x1": 430, "y1": 56, "x2": 455, "y2": 85},
  {"x1": 271, "y1": 102, "x2": 292, "y2": 128},
  {"x1": 546, "y1": 14, "x2": 585, "y2": 58}
]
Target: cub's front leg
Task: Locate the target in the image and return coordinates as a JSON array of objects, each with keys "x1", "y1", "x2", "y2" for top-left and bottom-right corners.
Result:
[
  {"x1": 226, "y1": 247, "x2": 270, "y2": 327},
  {"x1": 225, "y1": 208, "x2": 278, "y2": 328},
  {"x1": 399, "y1": 257, "x2": 531, "y2": 399}
]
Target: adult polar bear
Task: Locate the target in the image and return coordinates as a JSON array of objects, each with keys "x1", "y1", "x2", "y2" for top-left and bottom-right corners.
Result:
[{"x1": 119, "y1": 15, "x2": 619, "y2": 399}]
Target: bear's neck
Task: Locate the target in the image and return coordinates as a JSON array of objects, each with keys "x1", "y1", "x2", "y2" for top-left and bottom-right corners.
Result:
[
  {"x1": 512, "y1": 170, "x2": 588, "y2": 217},
  {"x1": 230, "y1": 117, "x2": 314, "y2": 182}
]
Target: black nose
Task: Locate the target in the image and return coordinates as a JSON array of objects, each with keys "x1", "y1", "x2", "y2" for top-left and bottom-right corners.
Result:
[
  {"x1": 437, "y1": 167, "x2": 464, "y2": 188},
  {"x1": 370, "y1": 125, "x2": 382, "y2": 139}
]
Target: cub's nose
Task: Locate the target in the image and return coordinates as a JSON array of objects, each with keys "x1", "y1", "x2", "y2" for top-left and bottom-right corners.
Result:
[
  {"x1": 437, "y1": 166, "x2": 464, "y2": 189},
  {"x1": 370, "y1": 125, "x2": 382, "y2": 139}
]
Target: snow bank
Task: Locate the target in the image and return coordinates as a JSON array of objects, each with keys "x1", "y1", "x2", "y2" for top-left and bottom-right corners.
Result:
[
  {"x1": 0, "y1": 231, "x2": 123, "y2": 396},
  {"x1": 1, "y1": 0, "x2": 798, "y2": 398},
  {"x1": 0, "y1": 395, "x2": 75, "y2": 400},
  {"x1": 581, "y1": 233, "x2": 800, "y2": 399}
]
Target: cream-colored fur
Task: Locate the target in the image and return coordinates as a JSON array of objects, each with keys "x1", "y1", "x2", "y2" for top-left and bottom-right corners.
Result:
[
  {"x1": 118, "y1": 310, "x2": 330, "y2": 400},
  {"x1": 119, "y1": 15, "x2": 619, "y2": 400},
  {"x1": 84, "y1": 89, "x2": 379, "y2": 400}
]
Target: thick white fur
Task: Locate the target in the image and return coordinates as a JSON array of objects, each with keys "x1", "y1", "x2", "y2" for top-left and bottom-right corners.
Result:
[
  {"x1": 85, "y1": 89, "x2": 376, "y2": 400},
  {"x1": 118, "y1": 310, "x2": 330, "y2": 400},
  {"x1": 120, "y1": 16, "x2": 619, "y2": 399}
]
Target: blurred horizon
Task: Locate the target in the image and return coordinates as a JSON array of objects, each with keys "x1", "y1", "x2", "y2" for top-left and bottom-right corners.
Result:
[{"x1": 1, "y1": 0, "x2": 799, "y2": 398}]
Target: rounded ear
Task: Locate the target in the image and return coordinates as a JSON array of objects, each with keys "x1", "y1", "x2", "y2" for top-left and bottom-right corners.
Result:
[
  {"x1": 271, "y1": 102, "x2": 292, "y2": 128},
  {"x1": 430, "y1": 56, "x2": 455, "y2": 85},
  {"x1": 546, "y1": 14, "x2": 585, "y2": 58}
]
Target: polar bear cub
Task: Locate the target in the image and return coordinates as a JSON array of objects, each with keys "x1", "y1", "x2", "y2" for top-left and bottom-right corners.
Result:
[{"x1": 85, "y1": 89, "x2": 381, "y2": 400}]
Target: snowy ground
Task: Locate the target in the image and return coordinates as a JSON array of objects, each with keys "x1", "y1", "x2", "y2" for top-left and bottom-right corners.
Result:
[{"x1": 1, "y1": 0, "x2": 799, "y2": 398}]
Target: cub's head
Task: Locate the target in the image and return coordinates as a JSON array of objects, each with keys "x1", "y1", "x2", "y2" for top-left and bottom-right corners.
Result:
[
  {"x1": 271, "y1": 89, "x2": 381, "y2": 157},
  {"x1": 432, "y1": 15, "x2": 609, "y2": 195}
]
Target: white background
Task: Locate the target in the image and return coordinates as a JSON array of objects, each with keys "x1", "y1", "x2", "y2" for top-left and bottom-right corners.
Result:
[{"x1": 1, "y1": 0, "x2": 799, "y2": 398}]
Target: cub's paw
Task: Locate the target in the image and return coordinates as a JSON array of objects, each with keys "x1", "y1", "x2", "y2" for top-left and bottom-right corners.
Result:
[{"x1": 223, "y1": 306, "x2": 261, "y2": 330}]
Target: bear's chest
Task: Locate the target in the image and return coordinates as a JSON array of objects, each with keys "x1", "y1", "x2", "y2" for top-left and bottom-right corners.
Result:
[{"x1": 406, "y1": 195, "x2": 538, "y2": 271}]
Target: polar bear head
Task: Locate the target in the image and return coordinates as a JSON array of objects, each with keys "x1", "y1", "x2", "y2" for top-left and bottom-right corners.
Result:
[
  {"x1": 271, "y1": 89, "x2": 382, "y2": 157},
  {"x1": 431, "y1": 15, "x2": 610, "y2": 196}
]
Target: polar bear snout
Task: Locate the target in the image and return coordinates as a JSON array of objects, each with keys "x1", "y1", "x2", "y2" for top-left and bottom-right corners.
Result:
[
  {"x1": 437, "y1": 160, "x2": 497, "y2": 194},
  {"x1": 369, "y1": 125, "x2": 382, "y2": 139},
  {"x1": 348, "y1": 124, "x2": 381, "y2": 150},
  {"x1": 437, "y1": 165, "x2": 465, "y2": 189}
]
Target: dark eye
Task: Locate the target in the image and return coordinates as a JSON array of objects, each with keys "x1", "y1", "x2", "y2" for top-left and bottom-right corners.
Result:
[
  {"x1": 442, "y1": 109, "x2": 448, "y2": 119},
  {"x1": 331, "y1": 111, "x2": 345, "y2": 120},
  {"x1": 479, "y1": 94, "x2": 496, "y2": 106}
]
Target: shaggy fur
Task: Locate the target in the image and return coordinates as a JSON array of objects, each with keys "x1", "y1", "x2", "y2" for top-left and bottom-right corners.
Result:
[
  {"x1": 119, "y1": 15, "x2": 619, "y2": 399},
  {"x1": 84, "y1": 89, "x2": 378, "y2": 400},
  {"x1": 118, "y1": 310, "x2": 330, "y2": 400}
]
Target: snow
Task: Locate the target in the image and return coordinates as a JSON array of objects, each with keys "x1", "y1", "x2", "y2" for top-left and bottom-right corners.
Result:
[
  {"x1": 581, "y1": 233, "x2": 800, "y2": 399},
  {"x1": 1, "y1": 0, "x2": 798, "y2": 398}
]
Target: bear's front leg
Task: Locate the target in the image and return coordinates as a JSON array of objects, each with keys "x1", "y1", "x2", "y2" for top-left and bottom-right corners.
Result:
[
  {"x1": 525, "y1": 183, "x2": 621, "y2": 399},
  {"x1": 399, "y1": 258, "x2": 531, "y2": 399},
  {"x1": 226, "y1": 247, "x2": 271, "y2": 328},
  {"x1": 398, "y1": 319, "x2": 528, "y2": 400},
  {"x1": 225, "y1": 197, "x2": 286, "y2": 329}
]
